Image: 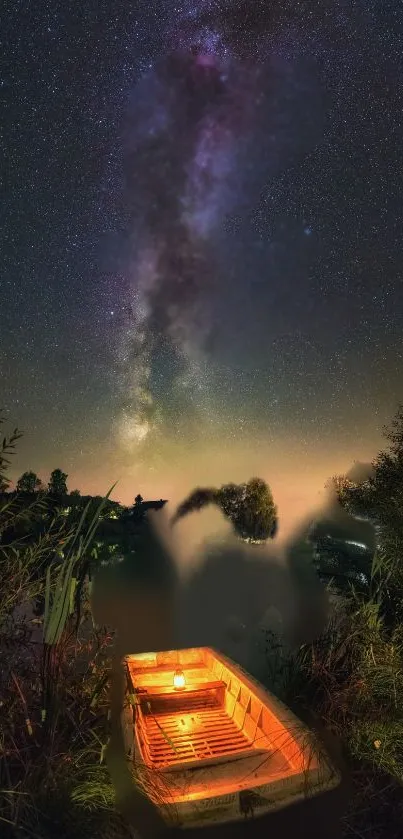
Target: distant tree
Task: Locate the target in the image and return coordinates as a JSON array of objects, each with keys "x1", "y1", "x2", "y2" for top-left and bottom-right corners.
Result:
[
  {"x1": 326, "y1": 475, "x2": 356, "y2": 506},
  {"x1": 0, "y1": 415, "x2": 22, "y2": 493},
  {"x1": 215, "y1": 483, "x2": 240, "y2": 521},
  {"x1": 16, "y1": 470, "x2": 43, "y2": 493},
  {"x1": 312, "y1": 407, "x2": 403, "y2": 621},
  {"x1": 232, "y1": 477, "x2": 278, "y2": 542},
  {"x1": 131, "y1": 493, "x2": 145, "y2": 523},
  {"x1": 48, "y1": 468, "x2": 68, "y2": 497},
  {"x1": 0, "y1": 475, "x2": 9, "y2": 493},
  {"x1": 70, "y1": 489, "x2": 81, "y2": 498},
  {"x1": 172, "y1": 477, "x2": 278, "y2": 543}
]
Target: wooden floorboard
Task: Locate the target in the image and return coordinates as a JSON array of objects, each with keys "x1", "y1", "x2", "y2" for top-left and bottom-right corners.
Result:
[{"x1": 142, "y1": 701, "x2": 251, "y2": 769}]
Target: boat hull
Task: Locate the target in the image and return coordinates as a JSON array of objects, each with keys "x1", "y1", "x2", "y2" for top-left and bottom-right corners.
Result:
[{"x1": 123, "y1": 647, "x2": 341, "y2": 829}]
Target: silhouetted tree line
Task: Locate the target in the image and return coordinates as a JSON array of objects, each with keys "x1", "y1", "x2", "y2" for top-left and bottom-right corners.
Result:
[{"x1": 4, "y1": 401, "x2": 400, "y2": 603}]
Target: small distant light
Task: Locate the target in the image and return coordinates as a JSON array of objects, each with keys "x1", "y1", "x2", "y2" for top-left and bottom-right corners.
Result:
[
  {"x1": 173, "y1": 669, "x2": 186, "y2": 690},
  {"x1": 304, "y1": 226, "x2": 313, "y2": 236}
]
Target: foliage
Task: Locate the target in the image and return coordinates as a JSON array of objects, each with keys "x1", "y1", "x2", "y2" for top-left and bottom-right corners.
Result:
[
  {"x1": 16, "y1": 470, "x2": 43, "y2": 493},
  {"x1": 289, "y1": 590, "x2": 403, "y2": 838},
  {"x1": 0, "y1": 419, "x2": 123, "y2": 837},
  {"x1": 172, "y1": 477, "x2": 278, "y2": 542},
  {"x1": 0, "y1": 415, "x2": 18, "y2": 491},
  {"x1": 48, "y1": 468, "x2": 69, "y2": 497},
  {"x1": 324, "y1": 406, "x2": 403, "y2": 626},
  {"x1": 0, "y1": 613, "x2": 117, "y2": 838},
  {"x1": 1, "y1": 413, "x2": 20, "y2": 491},
  {"x1": 1, "y1": 420, "x2": 62, "y2": 625},
  {"x1": 266, "y1": 407, "x2": 403, "y2": 838},
  {"x1": 228, "y1": 477, "x2": 278, "y2": 542}
]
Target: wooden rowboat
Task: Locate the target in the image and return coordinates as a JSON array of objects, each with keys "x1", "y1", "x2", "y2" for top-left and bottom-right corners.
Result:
[{"x1": 123, "y1": 647, "x2": 340, "y2": 829}]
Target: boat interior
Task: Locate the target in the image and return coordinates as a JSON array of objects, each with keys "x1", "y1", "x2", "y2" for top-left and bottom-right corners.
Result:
[{"x1": 126, "y1": 647, "x2": 317, "y2": 794}]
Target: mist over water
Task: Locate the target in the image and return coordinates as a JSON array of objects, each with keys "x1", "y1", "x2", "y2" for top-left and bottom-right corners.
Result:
[
  {"x1": 92, "y1": 510, "x2": 328, "y2": 683},
  {"x1": 92, "y1": 453, "x2": 377, "y2": 684}
]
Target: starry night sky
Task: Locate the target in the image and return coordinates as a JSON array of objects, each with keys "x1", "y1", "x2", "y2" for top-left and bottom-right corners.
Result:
[{"x1": 2, "y1": 0, "x2": 403, "y2": 522}]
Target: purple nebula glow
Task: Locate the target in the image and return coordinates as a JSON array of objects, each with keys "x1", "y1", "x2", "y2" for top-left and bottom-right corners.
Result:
[{"x1": 116, "y1": 7, "x2": 264, "y2": 449}]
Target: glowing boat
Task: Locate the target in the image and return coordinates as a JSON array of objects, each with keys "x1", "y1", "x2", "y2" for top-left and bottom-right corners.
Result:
[{"x1": 123, "y1": 647, "x2": 340, "y2": 829}]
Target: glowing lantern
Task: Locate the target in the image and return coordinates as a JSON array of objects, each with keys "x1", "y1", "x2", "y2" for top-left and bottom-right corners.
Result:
[
  {"x1": 173, "y1": 669, "x2": 185, "y2": 690},
  {"x1": 125, "y1": 647, "x2": 341, "y2": 829}
]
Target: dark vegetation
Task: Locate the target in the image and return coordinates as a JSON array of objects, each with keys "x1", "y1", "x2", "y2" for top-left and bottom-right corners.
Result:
[
  {"x1": 171, "y1": 477, "x2": 278, "y2": 542},
  {"x1": 1, "y1": 408, "x2": 403, "y2": 836}
]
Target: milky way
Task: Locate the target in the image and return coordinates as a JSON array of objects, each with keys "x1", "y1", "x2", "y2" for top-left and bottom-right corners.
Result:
[{"x1": 116, "y1": 7, "x2": 264, "y2": 450}]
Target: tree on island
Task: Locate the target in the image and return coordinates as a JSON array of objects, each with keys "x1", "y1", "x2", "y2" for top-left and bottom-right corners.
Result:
[
  {"x1": 16, "y1": 470, "x2": 43, "y2": 493},
  {"x1": 172, "y1": 477, "x2": 278, "y2": 543},
  {"x1": 48, "y1": 468, "x2": 68, "y2": 497}
]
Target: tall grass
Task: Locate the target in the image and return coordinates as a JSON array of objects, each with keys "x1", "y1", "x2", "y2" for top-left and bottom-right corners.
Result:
[
  {"x1": 0, "y1": 421, "x2": 122, "y2": 837},
  {"x1": 261, "y1": 406, "x2": 403, "y2": 838},
  {"x1": 271, "y1": 526, "x2": 403, "y2": 836}
]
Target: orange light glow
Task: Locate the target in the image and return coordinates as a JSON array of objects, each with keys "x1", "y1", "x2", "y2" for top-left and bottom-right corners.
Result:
[
  {"x1": 124, "y1": 646, "x2": 337, "y2": 823},
  {"x1": 173, "y1": 669, "x2": 186, "y2": 690}
]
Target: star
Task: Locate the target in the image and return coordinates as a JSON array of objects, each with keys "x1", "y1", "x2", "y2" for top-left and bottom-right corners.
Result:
[{"x1": 1, "y1": 0, "x2": 401, "y2": 503}]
